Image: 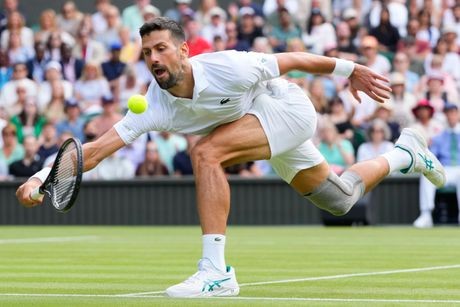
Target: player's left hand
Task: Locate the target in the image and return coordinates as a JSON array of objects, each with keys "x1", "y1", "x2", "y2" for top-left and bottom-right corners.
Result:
[{"x1": 349, "y1": 64, "x2": 391, "y2": 103}]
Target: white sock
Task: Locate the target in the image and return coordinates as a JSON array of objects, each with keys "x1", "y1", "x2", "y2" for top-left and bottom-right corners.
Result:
[
  {"x1": 381, "y1": 147, "x2": 413, "y2": 174},
  {"x1": 202, "y1": 234, "x2": 226, "y2": 272}
]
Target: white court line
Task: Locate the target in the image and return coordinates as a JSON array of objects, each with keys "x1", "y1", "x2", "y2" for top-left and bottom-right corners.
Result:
[
  {"x1": 119, "y1": 263, "x2": 460, "y2": 297},
  {"x1": 0, "y1": 236, "x2": 99, "y2": 244},
  {"x1": 1, "y1": 293, "x2": 460, "y2": 304}
]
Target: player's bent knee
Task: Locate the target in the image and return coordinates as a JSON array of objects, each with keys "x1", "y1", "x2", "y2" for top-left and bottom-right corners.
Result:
[
  {"x1": 190, "y1": 141, "x2": 221, "y2": 167},
  {"x1": 304, "y1": 171, "x2": 365, "y2": 216}
]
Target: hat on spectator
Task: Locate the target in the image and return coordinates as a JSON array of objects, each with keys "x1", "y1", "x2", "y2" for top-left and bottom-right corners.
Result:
[
  {"x1": 239, "y1": 6, "x2": 255, "y2": 17},
  {"x1": 209, "y1": 6, "x2": 226, "y2": 20},
  {"x1": 343, "y1": 8, "x2": 358, "y2": 20},
  {"x1": 45, "y1": 61, "x2": 62, "y2": 72},
  {"x1": 64, "y1": 98, "x2": 79, "y2": 109},
  {"x1": 182, "y1": 7, "x2": 195, "y2": 18},
  {"x1": 142, "y1": 4, "x2": 160, "y2": 17},
  {"x1": 412, "y1": 99, "x2": 434, "y2": 117},
  {"x1": 390, "y1": 72, "x2": 405, "y2": 85},
  {"x1": 175, "y1": 0, "x2": 191, "y2": 4},
  {"x1": 427, "y1": 71, "x2": 444, "y2": 83},
  {"x1": 101, "y1": 94, "x2": 115, "y2": 104},
  {"x1": 443, "y1": 102, "x2": 458, "y2": 112},
  {"x1": 442, "y1": 24, "x2": 457, "y2": 35},
  {"x1": 110, "y1": 42, "x2": 122, "y2": 51}
]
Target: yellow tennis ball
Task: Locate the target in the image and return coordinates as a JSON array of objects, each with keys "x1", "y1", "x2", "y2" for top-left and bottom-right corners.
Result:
[{"x1": 128, "y1": 94, "x2": 147, "y2": 114}]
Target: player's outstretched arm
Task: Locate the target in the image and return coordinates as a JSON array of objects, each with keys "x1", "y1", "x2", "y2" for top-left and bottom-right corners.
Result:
[
  {"x1": 16, "y1": 128, "x2": 125, "y2": 207},
  {"x1": 274, "y1": 52, "x2": 391, "y2": 103}
]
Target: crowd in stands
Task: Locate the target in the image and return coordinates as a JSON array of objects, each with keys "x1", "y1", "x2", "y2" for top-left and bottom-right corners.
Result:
[{"x1": 0, "y1": 0, "x2": 459, "y2": 192}]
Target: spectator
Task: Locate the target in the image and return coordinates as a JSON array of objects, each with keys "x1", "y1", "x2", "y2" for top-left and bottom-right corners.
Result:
[
  {"x1": 0, "y1": 62, "x2": 37, "y2": 113},
  {"x1": 9, "y1": 135, "x2": 43, "y2": 178},
  {"x1": 7, "y1": 30, "x2": 34, "y2": 65},
  {"x1": 85, "y1": 151, "x2": 135, "y2": 180},
  {"x1": 36, "y1": 122, "x2": 58, "y2": 162},
  {"x1": 56, "y1": 1, "x2": 84, "y2": 38},
  {"x1": 308, "y1": 77, "x2": 328, "y2": 115},
  {"x1": 0, "y1": 0, "x2": 20, "y2": 37},
  {"x1": 141, "y1": 4, "x2": 161, "y2": 24},
  {"x1": 136, "y1": 140, "x2": 169, "y2": 176},
  {"x1": 341, "y1": 7, "x2": 360, "y2": 45},
  {"x1": 101, "y1": 42, "x2": 126, "y2": 83},
  {"x1": 7, "y1": 82, "x2": 27, "y2": 117},
  {"x1": 10, "y1": 97, "x2": 46, "y2": 144},
  {"x1": 117, "y1": 133, "x2": 148, "y2": 168},
  {"x1": 251, "y1": 36, "x2": 273, "y2": 53},
  {"x1": 0, "y1": 11, "x2": 33, "y2": 50},
  {"x1": 268, "y1": 7, "x2": 302, "y2": 52},
  {"x1": 151, "y1": 131, "x2": 187, "y2": 174},
  {"x1": 416, "y1": 8, "x2": 440, "y2": 48},
  {"x1": 74, "y1": 62, "x2": 111, "y2": 115},
  {"x1": 184, "y1": 19, "x2": 213, "y2": 57},
  {"x1": 317, "y1": 118, "x2": 355, "y2": 175},
  {"x1": 42, "y1": 79, "x2": 68, "y2": 124},
  {"x1": 202, "y1": 6, "x2": 227, "y2": 44},
  {"x1": 359, "y1": 35, "x2": 391, "y2": 76},
  {"x1": 0, "y1": 123, "x2": 24, "y2": 165},
  {"x1": 35, "y1": 9, "x2": 75, "y2": 47},
  {"x1": 60, "y1": 43, "x2": 84, "y2": 84},
  {"x1": 357, "y1": 119, "x2": 394, "y2": 162},
  {"x1": 369, "y1": 6, "x2": 400, "y2": 53},
  {"x1": 196, "y1": 0, "x2": 226, "y2": 27},
  {"x1": 371, "y1": 103, "x2": 400, "y2": 142},
  {"x1": 423, "y1": 72, "x2": 458, "y2": 122},
  {"x1": 369, "y1": 0, "x2": 408, "y2": 38},
  {"x1": 119, "y1": 26, "x2": 140, "y2": 64},
  {"x1": 164, "y1": 0, "x2": 193, "y2": 24},
  {"x1": 122, "y1": 0, "x2": 157, "y2": 38},
  {"x1": 424, "y1": 38, "x2": 460, "y2": 89},
  {"x1": 237, "y1": 7, "x2": 263, "y2": 47},
  {"x1": 336, "y1": 22, "x2": 358, "y2": 61},
  {"x1": 92, "y1": 0, "x2": 111, "y2": 36},
  {"x1": 55, "y1": 98, "x2": 85, "y2": 142},
  {"x1": 72, "y1": 28, "x2": 107, "y2": 64},
  {"x1": 0, "y1": 49, "x2": 13, "y2": 89},
  {"x1": 414, "y1": 103, "x2": 460, "y2": 228},
  {"x1": 224, "y1": 20, "x2": 250, "y2": 51},
  {"x1": 37, "y1": 61, "x2": 73, "y2": 112},
  {"x1": 91, "y1": 95, "x2": 123, "y2": 138},
  {"x1": 410, "y1": 99, "x2": 443, "y2": 143},
  {"x1": 327, "y1": 96, "x2": 354, "y2": 141},
  {"x1": 118, "y1": 65, "x2": 146, "y2": 113},
  {"x1": 26, "y1": 42, "x2": 49, "y2": 83},
  {"x1": 303, "y1": 8, "x2": 336, "y2": 55},
  {"x1": 441, "y1": 24, "x2": 459, "y2": 54},
  {"x1": 173, "y1": 134, "x2": 201, "y2": 176},
  {"x1": 387, "y1": 72, "x2": 417, "y2": 129},
  {"x1": 96, "y1": 5, "x2": 122, "y2": 49},
  {"x1": 392, "y1": 52, "x2": 420, "y2": 93}
]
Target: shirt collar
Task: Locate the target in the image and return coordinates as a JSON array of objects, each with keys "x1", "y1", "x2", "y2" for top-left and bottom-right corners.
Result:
[{"x1": 161, "y1": 59, "x2": 209, "y2": 103}]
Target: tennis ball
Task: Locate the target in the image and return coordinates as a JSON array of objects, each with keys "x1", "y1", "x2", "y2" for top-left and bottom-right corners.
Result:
[{"x1": 128, "y1": 94, "x2": 147, "y2": 114}]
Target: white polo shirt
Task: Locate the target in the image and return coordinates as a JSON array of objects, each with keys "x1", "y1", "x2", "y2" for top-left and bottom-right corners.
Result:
[{"x1": 114, "y1": 50, "x2": 280, "y2": 144}]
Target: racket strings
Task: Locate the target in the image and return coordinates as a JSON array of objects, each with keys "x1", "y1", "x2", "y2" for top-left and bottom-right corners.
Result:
[{"x1": 52, "y1": 145, "x2": 78, "y2": 209}]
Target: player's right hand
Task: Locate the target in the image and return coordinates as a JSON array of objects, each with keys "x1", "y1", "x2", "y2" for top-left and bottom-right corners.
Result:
[{"x1": 16, "y1": 178, "x2": 43, "y2": 208}]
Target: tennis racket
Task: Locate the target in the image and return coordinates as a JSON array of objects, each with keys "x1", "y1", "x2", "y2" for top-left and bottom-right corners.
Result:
[{"x1": 30, "y1": 138, "x2": 83, "y2": 213}]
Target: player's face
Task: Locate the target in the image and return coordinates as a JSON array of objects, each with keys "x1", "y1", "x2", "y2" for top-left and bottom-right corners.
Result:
[{"x1": 141, "y1": 30, "x2": 188, "y2": 90}]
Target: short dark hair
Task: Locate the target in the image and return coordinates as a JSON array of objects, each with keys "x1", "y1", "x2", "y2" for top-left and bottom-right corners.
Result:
[{"x1": 139, "y1": 17, "x2": 185, "y2": 42}]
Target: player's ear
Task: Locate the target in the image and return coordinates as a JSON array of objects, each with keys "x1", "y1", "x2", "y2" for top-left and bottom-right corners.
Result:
[{"x1": 180, "y1": 42, "x2": 189, "y2": 59}]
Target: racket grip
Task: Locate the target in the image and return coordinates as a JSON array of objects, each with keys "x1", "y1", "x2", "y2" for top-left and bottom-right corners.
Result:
[{"x1": 30, "y1": 187, "x2": 44, "y2": 201}]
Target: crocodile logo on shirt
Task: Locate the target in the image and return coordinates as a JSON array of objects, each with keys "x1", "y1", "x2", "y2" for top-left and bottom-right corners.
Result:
[{"x1": 220, "y1": 98, "x2": 230, "y2": 105}]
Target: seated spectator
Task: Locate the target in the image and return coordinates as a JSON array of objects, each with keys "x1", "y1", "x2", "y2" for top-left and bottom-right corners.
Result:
[
  {"x1": 118, "y1": 26, "x2": 140, "y2": 64},
  {"x1": 101, "y1": 42, "x2": 126, "y2": 84},
  {"x1": 317, "y1": 118, "x2": 355, "y2": 175},
  {"x1": 60, "y1": 43, "x2": 84, "y2": 84},
  {"x1": 136, "y1": 140, "x2": 169, "y2": 176},
  {"x1": 92, "y1": 0, "x2": 110, "y2": 36},
  {"x1": 423, "y1": 72, "x2": 458, "y2": 124},
  {"x1": 441, "y1": 24, "x2": 458, "y2": 54},
  {"x1": 184, "y1": 19, "x2": 213, "y2": 57},
  {"x1": 122, "y1": 0, "x2": 159, "y2": 38},
  {"x1": 7, "y1": 82, "x2": 28, "y2": 117},
  {"x1": 164, "y1": 0, "x2": 193, "y2": 23},
  {"x1": 117, "y1": 133, "x2": 148, "y2": 169},
  {"x1": 224, "y1": 20, "x2": 250, "y2": 51},
  {"x1": 173, "y1": 134, "x2": 200, "y2": 176},
  {"x1": 45, "y1": 31, "x2": 64, "y2": 62},
  {"x1": 237, "y1": 7, "x2": 263, "y2": 47},
  {"x1": 0, "y1": 11, "x2": 33, "y2": 50},
  {"x1": 55, "y1": 98, "x2": 85, "y2": 142},
  {"x1": 37, "y1": 61, "x2": 73, "y2": 112},
  {"x1": 95, "y1": 4, "x2": 123, "y2": 50},
  {"x1": 0, "y1": 62, "x2": 38, "y2": 112},
  {"x1": 72, "y1": 28, "x2": 107, "y2": 64},
  {"x1": 42, "y1": 79, "x2": 67, "y2": 123},
  {"x1": 268, "y1": 7, "x2": 302, "y2": 52},
  {"x1": 201, "y1": 6, "x2": 227, "y2": 44},
  {"x1": 35, "y1": 9, "x2": 75, "y2": 47},
  {"x1": 369, "y1": 6, "x2": 400, "y2": 53},
  {"x1": 91, "y1": 95, "x2": 123, "y2": 138},
  {"x1": 10, "y1": 97, "x2": 46, "y2": 144},
  {"x1": 357, "y1": 119, "x2": 394, "y2": 162},
  {"x1": 7, "y1": 30, "x2": 34, "y2": 65},
  {"x1": 391, "y1": 52, "x2": 419, "y2": 93},
  {"x1": 303, "y1": 8, "x2": 335, "y2": 55},
  {"x1": 416, "y1": 8, "x2": 440, "y2": 48},
  {"x1": 0, "y1": 49, "x2": 13, "y2": 90},
  {"x1": 359, "y1": 35, "x2": 391, "y2": 76},
  {"x1": 151, "y1": 131, "x2": 187, "y2": 174},
  {"x1": 327, "y1": 97, "x2": 354, "y2": 141},
  {"x1": 414, "y1": 103, "x2": 460, "y2": 228},
  {"x1": 56, "y1": 1, "x2": 84, "y2": 38},
  {"x1": 85, "y1": 151, "x2": 136, "y2": 180},
  {"x1": 387, "y1": 72, "x2": 417, "y2": 129},
  {"x1": 410, "y1": 99, "x2": 443, "y2": 144},
  {"x1": 0, "y1": 123, "x2": 24, "y2": 165},
  {"x1": 118, "y1": 65, "x2": 147, "y2": 113},
  {"x1": 423, "y1": 38, "x2": 460, "y2": 89},
  {"x1": 74, "y1": 62, "x2": 111, "y2": 115},
  {"x1": 82, "y1": 118, "x2": 98, "y2": 143},
  {"x1": 26, "y1": 42, "x2": 49, "y2": 83},
  {"x1": 37, "y1": 122, "x2": 59, "y2": 162},
  {"x1": 9, "y1": 135, "x2": 43, "y2": 178},
  {"x1": 372, "y1": 103, "x2": 400, "y2": 142},
  {"x1": 251, "y1": 36, "x2": 273, "y2": 53},
  {"x1": 42, "y1": 130, "x2": 74, "y2": 166},
  {"x1": 335, "y1": 22, "x2": 358, "y2": 62}
]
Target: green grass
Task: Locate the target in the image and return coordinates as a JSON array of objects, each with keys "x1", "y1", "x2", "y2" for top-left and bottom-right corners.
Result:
[{"x1": 1, "y1": 226, "x2": 460, "y2": 306}]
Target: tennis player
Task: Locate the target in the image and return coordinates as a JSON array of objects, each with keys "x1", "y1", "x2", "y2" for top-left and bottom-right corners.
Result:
[{"x1": 16, "y1": 17, "x2": 446, "y2": 298}]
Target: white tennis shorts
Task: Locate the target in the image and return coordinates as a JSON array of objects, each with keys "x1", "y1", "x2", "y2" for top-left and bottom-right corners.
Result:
[{"x1": 248, "y1": 81, "x2": 324, "y2": 183}]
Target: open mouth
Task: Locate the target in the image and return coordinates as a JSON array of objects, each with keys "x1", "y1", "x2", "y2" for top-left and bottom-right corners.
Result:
[{"x1": 153, "y1": 68, "x2": 167, "y2": 78}]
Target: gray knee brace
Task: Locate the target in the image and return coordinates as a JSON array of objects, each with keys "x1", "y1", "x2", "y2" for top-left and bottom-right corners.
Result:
[{"x1": 304, "y1": 171, "x2": 365, "y2": 216}]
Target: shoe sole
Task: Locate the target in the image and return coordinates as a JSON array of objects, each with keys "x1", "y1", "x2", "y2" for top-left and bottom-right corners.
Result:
[
  {"x1": 166, "y1": 287, "x2": 240, "y2": 298},
  {"x1": 401, "y1": 128, "x2": 446, "y2": 188}
]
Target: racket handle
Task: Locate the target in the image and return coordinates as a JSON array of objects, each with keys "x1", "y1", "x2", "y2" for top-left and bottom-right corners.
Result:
[{"x1": 30, "y1": 187, "x2": 44, "y2": 201}]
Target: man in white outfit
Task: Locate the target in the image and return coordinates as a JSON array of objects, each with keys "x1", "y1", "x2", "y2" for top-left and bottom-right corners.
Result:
[{"x1": 16, "y1": 18, "x2": 446, "y2": 298}]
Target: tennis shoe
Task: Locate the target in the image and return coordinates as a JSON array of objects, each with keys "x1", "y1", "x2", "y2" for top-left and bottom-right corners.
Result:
[
  {"x1": 413, "y1": 212, "x2": 433, "y2": 228},
  {"x1": 395, "y1": 128, "x2": 446, "y2": 188},
  {"x1": 165, "y1": 258, "x2": 240, "y2": 298}
]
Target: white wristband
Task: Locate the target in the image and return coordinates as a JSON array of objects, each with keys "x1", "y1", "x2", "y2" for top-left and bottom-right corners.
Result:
[
  {"x1": 30, "y1": 167, "x2": 51, "y2": 183},
  {"x1": 332, "y1": 58, "x2": 355, "y2": 78}
]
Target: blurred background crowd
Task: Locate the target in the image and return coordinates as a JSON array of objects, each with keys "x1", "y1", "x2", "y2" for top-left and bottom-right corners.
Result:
[{"x1": 0, "y1": 0, "x2": 459, "y2": 183}]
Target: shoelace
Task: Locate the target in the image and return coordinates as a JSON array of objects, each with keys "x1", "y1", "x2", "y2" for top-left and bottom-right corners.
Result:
[{"x1": 183, "y1": 270, "x2": 208, "y2": 285}]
